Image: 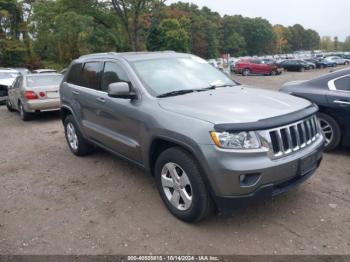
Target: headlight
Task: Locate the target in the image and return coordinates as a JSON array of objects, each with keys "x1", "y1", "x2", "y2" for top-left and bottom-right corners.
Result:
[{"x1": 210, "y1": 131, "x2": 261, "y2": 149}]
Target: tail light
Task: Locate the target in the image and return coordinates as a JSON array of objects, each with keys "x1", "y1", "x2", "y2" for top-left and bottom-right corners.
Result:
[
  {"x1": 25, "y1": 91, "x2": 38, "y2": 100},
  {"x1": 39, "y1": 91, "x2": 46, "y2": 97}
]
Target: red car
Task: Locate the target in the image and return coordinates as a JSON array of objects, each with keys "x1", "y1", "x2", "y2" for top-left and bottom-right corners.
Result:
[{"x1": 234, "y1": 59, "x2": 283, "y2": 76}]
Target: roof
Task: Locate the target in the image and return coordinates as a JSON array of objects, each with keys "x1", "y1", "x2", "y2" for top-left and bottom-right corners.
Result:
[
  {"x1": 0, "y1": 68, "x2": 19, "y2": 73},
  {"x1": 77, "y1": 51, "x2": 192, "y2": 62},
  {"x1": 24, "y1": 73, "x2": 62, "y2": 78}
]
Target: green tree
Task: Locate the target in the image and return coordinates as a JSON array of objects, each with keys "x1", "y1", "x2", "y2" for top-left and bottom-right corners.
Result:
[
  {"x1": 273, "y1": 24, "x2": 291, "y2": 53},
  {"x1": 320, "y1": 36, "x2": 333, "y2": 51},
  {"x1": 343, "y1": 36, "x2": 350, "y2": 51},
  {"x1": 241, "y1": 17, "x2": 275, "y2": 55},
  {"x1": 154, "y1": 18, "x2": 189, "y2": 52},
  {"x1": 111, "y1": 0, "x2": 167, "y2": 51}
]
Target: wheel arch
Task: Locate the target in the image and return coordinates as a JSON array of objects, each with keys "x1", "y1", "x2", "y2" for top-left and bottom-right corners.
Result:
[{"x1": 148, "y1": 135, "x2": 217, "y2": 206}]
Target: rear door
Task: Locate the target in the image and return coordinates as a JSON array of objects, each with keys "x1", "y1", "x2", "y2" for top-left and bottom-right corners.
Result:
[{"x1": 65, "y1": 61, "x2": 104, "y2": 139}]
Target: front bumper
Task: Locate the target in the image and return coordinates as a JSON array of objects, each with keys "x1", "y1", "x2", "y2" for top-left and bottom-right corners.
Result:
[
  {"x1": 199, "y1": 136, "x2": 324, "y2": 211},
  {"x1": 24, "y1": 98, "x2": 60, "y2": 112}
]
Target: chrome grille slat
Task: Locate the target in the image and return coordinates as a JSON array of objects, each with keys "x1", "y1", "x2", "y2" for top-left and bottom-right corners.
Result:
[
  {"x1": 293, "y1": 125, "x2": 301, "y2": 149},
  {"x1": 262, "y1": 115, "x2": 321, "y2": 159}
]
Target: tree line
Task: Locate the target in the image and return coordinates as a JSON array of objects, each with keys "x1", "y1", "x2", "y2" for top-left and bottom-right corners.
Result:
[{"x1": 1, "y1": 0, "x2": 349, "y2": 69}]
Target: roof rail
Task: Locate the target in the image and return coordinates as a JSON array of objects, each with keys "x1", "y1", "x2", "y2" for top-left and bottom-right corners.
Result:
[{"x1": 78, "y1": 52, "x2": 118, "y2": 59}]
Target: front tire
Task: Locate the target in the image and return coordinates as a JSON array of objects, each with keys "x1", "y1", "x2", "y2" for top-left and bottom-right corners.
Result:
[
  {"x1": 318, "y1": 113, "x2": 341, "y2": 152},
  {"x1": 242, "y1": 69, "x2": 251, "y2": 76},
  {"x1": 155, "y1": 147, "x2": 213, "y2": 223},
  {"x1": 64, "y1": 115, "x2": 94, "y2": 156}
]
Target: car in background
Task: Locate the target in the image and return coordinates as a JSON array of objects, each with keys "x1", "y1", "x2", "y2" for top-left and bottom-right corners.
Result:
[
  {"x1": 208, "y1": 59, "x2": 219, "y2": 69},
  {"x1": 278, "y1": 60, "x2": 310, "y2": 72},
  {"x1": 304, "y1": 59, "x2": 336, "y2": 69},
  {"x1": 324, "y1": 56, "x2": 350, "y2": 66},
  {"x1": 280, "y1": 68, "x2": 350, "y2": 151},
  {"x1": 6, "y1": 73, "x2": 63, "y2": 121},
  {"x1": 13, "y1": 68, "x2": 31, "y2": 76},
  {"x1": 302, "y1": 60, "x2": 316, "y2": 70},
  {"x1": 32, "y1": 69, "x2": 57, "y2": 74},
  {"x1": 234, "y1": 58, "x2": 282, "y2": 76},
  {"x1": 0, "y1": 69, "x2": 20, "y2": 104}
]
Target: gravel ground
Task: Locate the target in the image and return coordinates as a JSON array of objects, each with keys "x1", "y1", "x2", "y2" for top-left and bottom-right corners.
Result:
[{"x1": 0, "y1": 67, "x2": 349, "y2": 255}]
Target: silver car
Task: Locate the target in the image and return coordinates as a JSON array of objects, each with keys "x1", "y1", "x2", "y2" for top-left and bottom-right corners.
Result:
[
  {"x1": 60, "y1": 52, "x2": 325, "y2": 222},
  {"x1": 7, "y1": 73, "x2": 63, "y2": 121}
]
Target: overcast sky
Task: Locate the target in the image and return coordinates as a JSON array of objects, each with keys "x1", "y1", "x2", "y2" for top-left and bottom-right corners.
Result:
[{"x1": 167, "y1": 0, "x2": 349, "y2": 41}]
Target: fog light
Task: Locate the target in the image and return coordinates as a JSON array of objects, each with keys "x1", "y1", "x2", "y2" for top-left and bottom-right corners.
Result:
[{"x1": 239, "y1": 173, "x2": 261, "y2": 187}]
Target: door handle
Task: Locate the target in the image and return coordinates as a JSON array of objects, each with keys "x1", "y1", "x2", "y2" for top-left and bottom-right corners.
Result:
[
  {"x1": 72, "y1": 90, "x2": 79, "y2": 95},
  {"x1": 96, "y1": 97, "x2": 106, "y2": 103},
  {"x1": 334, "y1": 100, "x2": 350, "y2": 105}
]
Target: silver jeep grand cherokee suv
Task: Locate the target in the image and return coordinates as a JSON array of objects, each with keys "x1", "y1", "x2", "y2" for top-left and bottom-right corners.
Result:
[{"x1": 60, "y1": 52, "x2": 324, "y2": 222}]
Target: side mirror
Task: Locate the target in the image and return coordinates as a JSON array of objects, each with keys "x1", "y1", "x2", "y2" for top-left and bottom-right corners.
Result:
[{"x1": 108, "y1": 82, "x2": 137, "y2": 99}]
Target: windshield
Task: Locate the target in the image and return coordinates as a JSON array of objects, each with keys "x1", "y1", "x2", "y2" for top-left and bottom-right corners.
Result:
[
  {"x1": 131, "y1": 56, "x2": 236, "y2": 96},
  {"x1": 0, "y1": 72, "x2": 19, "y2": 79},
  {"x1": 26, "y1": 75, "x2": 63, "y2": 87}
]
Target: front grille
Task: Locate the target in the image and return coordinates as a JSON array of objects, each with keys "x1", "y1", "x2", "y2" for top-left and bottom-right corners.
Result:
[{"x1": 260, "y1": 115, "x2": 321, "y2": 159}]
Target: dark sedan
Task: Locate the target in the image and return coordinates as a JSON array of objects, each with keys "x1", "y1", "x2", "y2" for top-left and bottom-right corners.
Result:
[
  {"x1": 305, "y1": 59, "x2": 336, "y2": 69},
  {"x1": 278, "y1": 60, "x2": 310, "y2": 72},
  {"x1": 280, "y1": 68, "x2": 350, "y2": 151}
]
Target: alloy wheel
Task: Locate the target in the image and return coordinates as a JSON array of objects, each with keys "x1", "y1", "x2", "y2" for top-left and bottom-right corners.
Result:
[
  {"x1": 66, "y1": 122, "x2": 79, "y2": 151},
  {"x1": 161, "y1": 162, "x2": 193, "y2": 211},
  {"x1": 319, "y1": 118, "x2": 334, "y2": 146}
]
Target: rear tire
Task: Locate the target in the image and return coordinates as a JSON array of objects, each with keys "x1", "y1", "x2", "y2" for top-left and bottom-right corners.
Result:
[
  {"x1": 318, "y1": 113, "x2": 341, "y2": 152},
  {"x1": 19, "y1": 102, "x2": 31, "y2": 121},
  {"x1": 64, "y1": 115, "x2": 94, "y2": 156},
  {"x1": 299, "y1": 67, "x2": 305, "y2": 72},
  {"x1": 6, "y1": 98, "x2": 15, "y2": 112},
  {"x1": 155, "y1": 147, "x2": 214, "y2": 223},
  {"x1": 270, "y1": 70, "x2": 277, "y2": 76}
]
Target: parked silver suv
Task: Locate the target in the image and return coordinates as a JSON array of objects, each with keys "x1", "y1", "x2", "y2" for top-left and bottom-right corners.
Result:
[{"x1": 60, "y1": 52, "x2": 324, "y2": 222}]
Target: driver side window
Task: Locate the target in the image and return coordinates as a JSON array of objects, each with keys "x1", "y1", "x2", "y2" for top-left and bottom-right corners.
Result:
[{"x1": 101, "y1": 62, "x2": 131, "y2": 92}]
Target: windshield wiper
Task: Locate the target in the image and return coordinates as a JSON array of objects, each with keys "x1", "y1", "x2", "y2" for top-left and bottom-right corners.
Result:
[
  {"x1": 157, "y1": 89, "x2": 196, "y2": 98},
  {"x1": 201, "y1": 84, "x2": 237, "y2": 90},
  {"x1": 157, "y1": 84, "x2": 239, "y2": 98}
]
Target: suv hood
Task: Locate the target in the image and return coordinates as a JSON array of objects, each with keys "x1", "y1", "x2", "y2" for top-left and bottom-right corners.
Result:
[{"x1": 158, "y1": 86, "x2": 311, "y2": 124}]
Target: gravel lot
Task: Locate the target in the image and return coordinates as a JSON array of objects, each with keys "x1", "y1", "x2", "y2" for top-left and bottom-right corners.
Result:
[{"x1": 0, "y1": 67, "x2": 349, "y2": 255}]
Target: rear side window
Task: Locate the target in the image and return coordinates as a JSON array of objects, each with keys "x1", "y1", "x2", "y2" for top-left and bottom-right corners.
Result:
[
  {"x1": 81, "y1": 62, "x2": 102, "y2": 90},
  {"x1": 66, "y1": 63, "x2": 82, "y2": 85},
  {"x1": 335, "y1": 75, "x2": 350, "y2": 91}
]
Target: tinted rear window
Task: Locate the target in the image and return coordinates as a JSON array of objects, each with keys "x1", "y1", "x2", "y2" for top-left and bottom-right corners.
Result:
[
  {"x1": 66, "y1": 63, "x2": 83, "y2": 85},
  {"x1": 81, "y1": 62, "x2": 102, "y2": 90},
  {"x1": 26, "y1": 75, "x2": 63, "y2": 87}
]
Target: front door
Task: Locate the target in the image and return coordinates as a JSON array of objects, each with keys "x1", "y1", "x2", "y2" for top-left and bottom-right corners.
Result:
[{"x1": 93, "y1": 61, "x2": 143, "y2": 163}]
